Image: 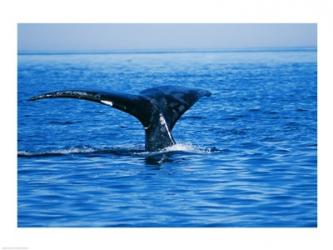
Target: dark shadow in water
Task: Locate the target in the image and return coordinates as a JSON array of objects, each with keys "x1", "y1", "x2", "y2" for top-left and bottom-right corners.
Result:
[
  {"x1": 144, "y1": 153, "x2": 173, "y2": 166},
  {"x1": 144, "y1": 149, "x2": 203, "y2": 166}
]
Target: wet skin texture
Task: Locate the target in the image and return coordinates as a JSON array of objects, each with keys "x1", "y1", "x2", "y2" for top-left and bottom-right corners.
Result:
[{"x1": 30, "y1": 86, "x2": 211, "y2": 151}]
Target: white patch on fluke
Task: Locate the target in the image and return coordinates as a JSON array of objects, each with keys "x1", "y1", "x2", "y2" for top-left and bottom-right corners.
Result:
[
  {"x1": 101, "y1": 100, "x2": 113, "y2": 106},
  {"x1": 159, "y1": 113, "x2": 173, "y2": 140},
  {"x1": 159, "y1": 113, "x2": 166, "y2": 125}
]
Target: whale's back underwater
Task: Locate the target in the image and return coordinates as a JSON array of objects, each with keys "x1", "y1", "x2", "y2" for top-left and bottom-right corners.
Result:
[{"x1": 30, "y1": 85, "x2": 211, "y2": 151}]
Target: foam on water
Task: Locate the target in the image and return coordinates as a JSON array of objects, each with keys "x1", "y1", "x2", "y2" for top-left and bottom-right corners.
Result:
[{"x1": 160, "y1": 143, "x2": 219, "y2": 154}]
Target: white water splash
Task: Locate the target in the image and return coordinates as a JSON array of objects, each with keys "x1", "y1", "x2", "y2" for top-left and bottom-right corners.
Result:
[{"x1": 160, "y1": 143, "x2": 217, "y2": 154}]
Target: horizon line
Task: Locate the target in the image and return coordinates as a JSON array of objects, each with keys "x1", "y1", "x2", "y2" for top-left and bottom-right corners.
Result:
[{"x1": 18, "y1": 46, "x2": 317, "y2": 56}]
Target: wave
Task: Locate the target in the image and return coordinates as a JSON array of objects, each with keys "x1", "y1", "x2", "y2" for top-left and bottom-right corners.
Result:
[
  {"x1": 18, "y1": 146, "x2": 144, "y2": 158},
  {"x1": 18, "y1": 144, "x2": 219, "y2": 158}
]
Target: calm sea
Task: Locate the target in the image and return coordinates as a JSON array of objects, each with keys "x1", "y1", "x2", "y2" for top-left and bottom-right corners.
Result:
[{"x1": 18, "y1": 48, "x2": 317, "y2": 227}]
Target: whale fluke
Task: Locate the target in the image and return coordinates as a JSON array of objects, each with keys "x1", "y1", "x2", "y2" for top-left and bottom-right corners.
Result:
[{"x1": 30, "y1": 85, "x2": 211, "y2": 151}]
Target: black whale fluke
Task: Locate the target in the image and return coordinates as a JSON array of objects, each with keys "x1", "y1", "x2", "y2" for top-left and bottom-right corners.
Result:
[{"x1": 30, "y1": 85, "x2": 211, "y2": 151}]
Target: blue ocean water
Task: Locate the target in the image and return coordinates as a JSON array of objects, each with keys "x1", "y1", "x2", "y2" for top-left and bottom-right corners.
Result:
[{"x1": 18, "y1": 49, "x2": 317, "y2": 227}]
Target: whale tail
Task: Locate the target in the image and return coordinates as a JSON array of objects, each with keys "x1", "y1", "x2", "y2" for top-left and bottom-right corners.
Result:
[{"x1": 30, "y1": 85, "x2": 211, "y2": 151}]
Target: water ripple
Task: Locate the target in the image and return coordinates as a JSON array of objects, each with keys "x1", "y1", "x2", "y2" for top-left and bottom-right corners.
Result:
[{"x1": 18, "y1": 50, "x2": 317, "y2": 227}]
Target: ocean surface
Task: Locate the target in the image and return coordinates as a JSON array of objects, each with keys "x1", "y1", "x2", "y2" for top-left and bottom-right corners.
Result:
[{"x1": 18, "y1": 48, "x2": 317, "y2": 227}]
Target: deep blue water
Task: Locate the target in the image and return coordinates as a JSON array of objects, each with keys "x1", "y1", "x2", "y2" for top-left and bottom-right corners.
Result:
[{"x1": 18, "y1": 49, "x2": 317, "y2": 227}]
